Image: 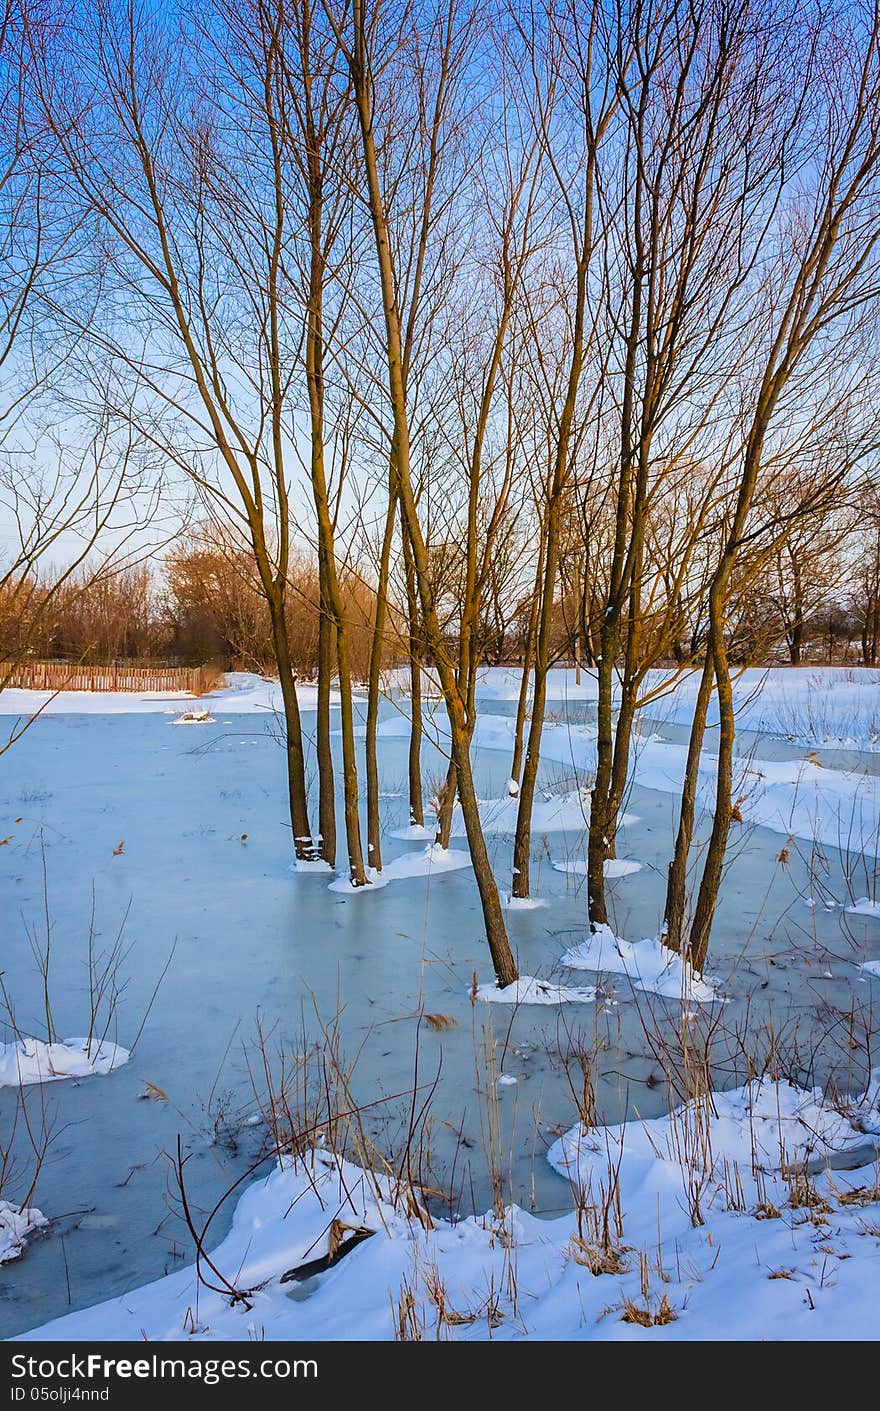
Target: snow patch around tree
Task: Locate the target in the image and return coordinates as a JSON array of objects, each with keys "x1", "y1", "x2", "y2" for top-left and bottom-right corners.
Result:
[
  {"x1": 0, "y1": 1202, "x2": 48, "y2": 1264},
  {"x1": 847, "y1": 897, "x2": 880, "y2": 919},
  {"x1": 501, "y1": 894, "x2": 550, "y2": 910},
  {"x1": 560, "y1": 926, "x2": 723, "y2": 1003},
  {"x1": 0, "y1": 1037, "x2": 130, "y2": 1088},
  {"x1": 553, "y1": 857, "x2": 642, "y2": 878},
  {"x1": 474, "y1": 975, "x2": 597, "y2": 1005},
  {"x1": 603, "y1": 858, "x2": 642, "y2": 878},
  {"x1": 327, "y1": 845, "x2": 472, "y2": 893}
]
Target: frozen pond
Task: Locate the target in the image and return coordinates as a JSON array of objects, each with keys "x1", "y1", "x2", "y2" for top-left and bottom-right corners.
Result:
[{"x1": 1, "y1": 686, "x2": 879, "y2": 1337}]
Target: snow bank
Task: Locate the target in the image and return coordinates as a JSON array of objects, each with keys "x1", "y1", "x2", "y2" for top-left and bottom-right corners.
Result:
[
  {"x1": 0, "y1": 1037, "x2": 129, "y2": 1088},
  {"x1": 18, "y1": 1078, "x2": 880, "y2": 1342},
  {"x1": 548, "y1": 1076, "x2": 879, "y2": 1221},
  {"x1": 327, "y1": 845, "x2": 471, "y2": 894},
  {"x1": 561, "y1": 926, "x2": 723, "y2": 1003},
  {"x1": 474, "y1": 975, "x2": 597, "y2": 1005},
  {"x1": 474, "y1": 666, "x2": 599, "y2": 702},
  {"x1": 847, "y1": 897, "x2": 880, "y2": 919},
  {"x1": 398, "y1": 664, "x2": 880, "y2": 747},
  {"x1": 468, "y1": 711, "x2": 880, "y2": 854},
  {"x1": 653, "y1": 665, "x2": 880, "y2": 750},
  {"x1": 0, "y1": 672, "x2": 332, "y2": 717},
  {"x1": 0, "y1": 1202, "x2": 48, "y2": 1264}
]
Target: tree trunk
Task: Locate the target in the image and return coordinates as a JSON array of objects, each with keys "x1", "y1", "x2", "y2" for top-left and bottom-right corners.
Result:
[
  {"x1": 510, "y1": 527, "x2": 545, "y2": 790},
  {"x1": 268, "y1": 598, "x2": 313, "y2": 860},
  {"x1": 316, "y1": 578, "x2": 337, "y2": 867},
  {"x1": 687, "y1": 597, "x2": 734, "y2": 973},
  {"x1": 333, "y1": 599, "x2": 369, "y2": 885},
  {"x1": 349, "y1": 7, "x2": 516, "y2": 984},
  {"x1": 586, "y1": 651, "x2": 615, "y2": 927},
  {"x1": 402, "y1": 524, "x2": 424, "y2": 827},
  {"x1": 434, "y1": 758, "x2": 457, "y2": 847},
  {"x1": 663, "y1": 653, "x2": 714, "y2": 952},
  {"x1": 364, "y1": 481, "x2": 397, "y2": 873}
]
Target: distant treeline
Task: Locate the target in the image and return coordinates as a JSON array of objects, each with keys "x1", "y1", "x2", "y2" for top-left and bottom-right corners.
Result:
[
  {"x1": 0, "y1": 532, "x2": 385, "y2": 680},
  {"x1": 2, "y1": 510, "x2": 878, "y2": 679}
]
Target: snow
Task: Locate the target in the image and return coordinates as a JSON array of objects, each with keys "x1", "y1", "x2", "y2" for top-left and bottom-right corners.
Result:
[
  {"x1": 847, "y1": 897, "x2": 880, "y2": 919},
  {"x1": 467, "y1": 710, "x2": 880, "y2": 855},
  {"x1": 385, "y1": 664, "x2": 600, "y2": 703},
  {"x1": 0, "y1": 1037, "x2": 130, "y2": 1088},
  {"x1": 561, "y1": 926, "x2": 724, "y2": 1003},
  {"x1": 603, "y1": 858, "x2": 642, "y2": 878},
  {"x1": 548, "y1": 1077, "x2": 879, "y2": 1205},
  {"x1": 501, "y1": 894, "x2": 550, "y2": 910},
  {"x1": 474, "y1": 975, "x2": 597, "y2": 1005},
  {"x1": 553, "y1": 857, "x2": 642, "y2": 878},
  {"x1": 469, "y1": 664, "x2": 880, "y2": 750},
  {"x1": 384, "y1": 668, "x2": 880, "y2": 855},
  {"x1": 389, "y1": 823, "x2": 436, "y2": 840},
  {"x1": 451, "y1": 789, "x2": 619, "y2": 836},
  {"x1": 0, "y1": 1203, "x2": 48, "y2": 1265},
  {"x1": 651, "y1": 665, "x2": 880, "y2": 750},
  {"x1": 474, "y1": 666, "x2": 600, "y2": 702},
  {"x1": 385, "y1": 783, "x2": 631, "y2": 839},
  {"x1": 4, "y1": 663, "x2": 880, "y2": 1341},
  {"x1": 0, "y1": 672, "x2": 332, "y2": 718},
  {"x1": 18, "y1": 1076, "x2": 880, "y2": 1342},
  {"x1": 327, "y1": 845, "x2": 472, "y2": 893}
]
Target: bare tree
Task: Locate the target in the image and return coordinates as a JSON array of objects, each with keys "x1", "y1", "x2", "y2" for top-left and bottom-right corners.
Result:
[
  {"x1": 37, "y1": 0, "x2": 325, "y2": 856},
  {"x1": 333, "y1": 0, "x2": 519, "y2": 985},
  {"x1": 669, "y1": 2, "x2": 880, "y2": 969}
]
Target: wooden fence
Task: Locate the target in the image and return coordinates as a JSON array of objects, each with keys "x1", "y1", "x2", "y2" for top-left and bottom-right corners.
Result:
[{"x1": 0, "y1": 661, "x2": 215, "y2": 695}]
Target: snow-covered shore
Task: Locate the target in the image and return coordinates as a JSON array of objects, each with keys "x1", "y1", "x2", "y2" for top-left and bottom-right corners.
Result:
[
  {"x1": 0, "y1": 672, "x2": 333, "y2": 718},
  {"x1": 16, "y1": 1075, "x2": 880, "y2": 1342}
]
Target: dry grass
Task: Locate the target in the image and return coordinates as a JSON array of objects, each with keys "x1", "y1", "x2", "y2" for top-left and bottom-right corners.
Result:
[
  {"x1": 785, "y1": 1168, "x2": 833, "y2": 1221},
  {"x1": 620, "y1": 1293, "x2": 678, "y2": 1326},
  {"x1": 834, "y1": 1181, "x2": 880, "y2": 1207},
  {"x1": 569, "y1": 1234, "x2": 629, "y2": 1275},
  {"x1": 423, "y1": 1013, "x2": 457, "y2": 1032}
]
